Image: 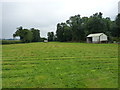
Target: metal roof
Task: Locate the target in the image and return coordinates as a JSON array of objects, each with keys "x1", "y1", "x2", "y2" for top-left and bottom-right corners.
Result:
[{"x1": 87, "y1": 33, "x2": 104, "y2": 37}]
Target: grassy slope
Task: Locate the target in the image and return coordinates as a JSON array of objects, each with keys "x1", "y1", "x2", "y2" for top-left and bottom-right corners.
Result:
[{"x1": 2, "y1": 42, "x2": 118, "y2": 88}]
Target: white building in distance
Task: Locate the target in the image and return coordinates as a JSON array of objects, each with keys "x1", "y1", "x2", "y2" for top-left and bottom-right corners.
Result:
[{"x1": 87, "y1": 33, "x2": 108, "y2": 43}]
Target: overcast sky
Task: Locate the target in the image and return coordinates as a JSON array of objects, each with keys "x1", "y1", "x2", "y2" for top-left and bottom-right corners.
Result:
[{"x1": 0, "y1": 0, "x2": 120, "y2": 39}]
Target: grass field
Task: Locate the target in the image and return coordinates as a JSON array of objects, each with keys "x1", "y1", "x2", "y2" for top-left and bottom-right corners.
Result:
[{"x1": 2, "y1": 42, "x2": 118, "y2": 88}]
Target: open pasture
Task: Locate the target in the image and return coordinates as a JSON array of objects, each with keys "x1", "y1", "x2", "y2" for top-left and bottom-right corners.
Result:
[{"x1": 2, "y1": 42, "x2": 118, "y2": 88}]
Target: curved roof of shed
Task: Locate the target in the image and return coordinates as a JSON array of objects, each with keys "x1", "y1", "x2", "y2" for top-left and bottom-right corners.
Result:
[{"x1": 87, "y1": 33, "x2": 104, "y2": 37}]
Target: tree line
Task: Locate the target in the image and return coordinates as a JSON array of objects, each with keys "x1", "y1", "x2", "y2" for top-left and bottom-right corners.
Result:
[
  {"x1": 13, "y1": 26, "x2": 40, "y2": 43},
  {"x1": 13, "y1": 12, "x2": 120, "y2": 43},
  {"x1": 55, "y1": 12, "x2": 120, "y2": 42}
]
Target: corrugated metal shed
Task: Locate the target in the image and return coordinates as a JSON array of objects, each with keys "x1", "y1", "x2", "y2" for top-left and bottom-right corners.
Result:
[
  {"x1": 86, "y1": 33, "x2": 108, "y2": 43},
  {"x1": 87, "y1": 33, "x2": 103, "y2": 37}
]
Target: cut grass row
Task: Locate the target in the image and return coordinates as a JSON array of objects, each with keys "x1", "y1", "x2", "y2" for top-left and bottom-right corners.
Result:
[
  {"x1": 2, "y1": 60, "x2": 118, "y2": 88},
  {"x1": 2, "y1": 42, "x2": 118, "y2": 88}
]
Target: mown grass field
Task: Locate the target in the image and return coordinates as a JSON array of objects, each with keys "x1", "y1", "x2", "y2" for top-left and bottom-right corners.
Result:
[{"x1": 2, "y1": 42, "x2": 118, "y2": 88}]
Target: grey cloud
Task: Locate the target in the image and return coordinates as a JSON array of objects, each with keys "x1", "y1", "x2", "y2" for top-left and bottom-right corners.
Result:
[{"x1": 1, "y1": 0, "x2": 120, "y2": 39}]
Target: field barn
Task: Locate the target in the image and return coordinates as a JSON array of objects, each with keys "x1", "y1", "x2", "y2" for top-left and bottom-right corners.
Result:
[{"x1": 86, "y1": 33, "x2": 108, "y2": 43}]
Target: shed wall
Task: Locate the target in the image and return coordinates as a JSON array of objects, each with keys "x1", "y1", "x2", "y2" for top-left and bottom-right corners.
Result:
[
  {"x1": 100, "y1": 34, "x2": 107, "y2": 41},
  {"x1": 92, "y1": 36, "x2": 99, "y2": 42}
]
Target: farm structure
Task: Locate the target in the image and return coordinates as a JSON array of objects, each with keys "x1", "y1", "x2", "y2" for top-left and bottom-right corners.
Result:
[
  {"x1": 44, "y1": 40, "x2": 48, "y2": 43},
  {"x1": 86, "y1": 33, "x2": 108, "y2": 43}
]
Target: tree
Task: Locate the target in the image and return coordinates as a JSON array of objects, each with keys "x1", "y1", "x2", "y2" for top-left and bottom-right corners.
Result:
[
  {"x1": 67, "y1": 14, "x2": 85, "y2": 41},
  {"x1": 115, "y1": 14, "x2": 120, "y2": 37},
  {"x1": 111, "y1": 14, "x2": 120, "y2": 38},
  {"x1": 63, "y1": 24, "x2": 72, "y2": 41},
  {"x1": 56, "y1": 23, "x2": 64, "y2": 42},
  {"x1": 116, "y1": 14, "x2": 120, "y2": 27},
  {"x1": 13, "y1": 26, "x2": 23, "y2": 40},
  {"x1": 21, "y1": 29, "x2": 33, "y2": 43},
  {"x1": 31, "y1": 28, "x2": 40, "y2": 42},
  {"x1": 81, "y1": 17, "x2": 89, "y2": 36},
  {"x1": 56, "y1": 12, "x2": 118, "y2": 42},
  {"x1": 86, "y1": 12, "x2": 106, "y2": 34},
  {"x1": 13, "y1": 27, "x2": 33, "y2": 43},
  {"x1": 13, "y1": 26, "x2": 41, "y2": 43},
  {"x1": 47, "y1": 32, "x2": 54, "y2": 41},
  {"x1": 56, "y1": 22, "x2": 72, "y2": 42}
]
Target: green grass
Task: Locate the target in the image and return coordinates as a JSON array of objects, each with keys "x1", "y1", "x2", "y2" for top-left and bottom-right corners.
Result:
[{"x1": 2, "y1": 42, "x2": 118, "y2": 88}]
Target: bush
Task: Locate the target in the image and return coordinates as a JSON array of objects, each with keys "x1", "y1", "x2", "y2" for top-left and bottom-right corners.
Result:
[
  {"x1": 40, "y1": 37, "x2": 47, "y2": 42},
  {"x1": 1, "y1": 40, "x2": 22, "y2": 45},
  {"x1": 111, "y1": 37, "x2": 120, "y2": 43}
]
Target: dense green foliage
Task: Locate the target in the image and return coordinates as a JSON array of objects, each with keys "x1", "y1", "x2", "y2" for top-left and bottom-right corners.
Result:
[
  {"x1": 47, "y1": 32, "x2": 55, "y2": 41},
  {"x1": 31, "y1": 28, "x2": 40, "y2": 42},
  {"x1": 13, "y1": 26, "x2": 40, "y2": 43},
  {"x1": 111, "y1": 14, "x2": 120, "y2": 38},
  {"x1": 56, "y1": 13, "x2": 120, "y2": 42},
  {"x1": 2, "y1": 42, "x2": 118, "y2": 88},
  {"x1": 1, "y1": 40, "x2": 22, "y2": 44},
  {"x1": 12, "y1": 13, "x2": 120, "y2": 43},
  {"x1": 40, "y1": 37, "x2": 48, "y2": 42}
]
